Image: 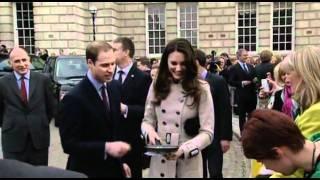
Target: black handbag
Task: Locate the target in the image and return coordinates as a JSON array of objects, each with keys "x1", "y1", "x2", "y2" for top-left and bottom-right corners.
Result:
[{"x1": 184, "y1": 116, "x2": 200, "y2": 137}]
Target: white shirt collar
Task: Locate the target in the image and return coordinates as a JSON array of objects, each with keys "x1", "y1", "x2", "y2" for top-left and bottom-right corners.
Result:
[
  {"x1": 238, "y1": 61, "x2": 246, "y2": 66},
  {"x1": 14, "y1": 70, "x2": 30, "y2": 80},
  {"x1": 87, "y1": 70, "x2": 106, "y2": 92},
  {"x1": 116, "y1": 61, "x2": 133, "y2": 76}
]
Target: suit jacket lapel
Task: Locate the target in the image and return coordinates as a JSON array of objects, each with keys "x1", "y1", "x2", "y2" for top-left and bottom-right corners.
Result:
[
  {"x1": 8, "y1": 73, "x2": 25, "y2": 105},
  {"x1": 236, "y1": 63, "x2": 247, "y2": 76},
  {"x1": 107, "y1": 82, "x2": 115, "y2": 117},
  {"x1": 113, "y1": 67, "x2": 117, "y2": 80},
  {"x1": 205, "y1": 72, "x2": 215, "y2": 94},
  {"x1": 28, "y1": 72, "x2": 37, "y2": 104},
  {"x1": 83, "y1": 77, "x2": 108, "y2": 121},
  {"x1": 122, "y1": 65, "x2": 136, "y2": 89}
]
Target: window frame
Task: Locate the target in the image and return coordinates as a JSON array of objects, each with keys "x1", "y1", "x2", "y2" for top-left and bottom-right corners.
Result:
[
  {"x1": 235, "y1": 2, "x2": 259, "y2": 55},
  {"x1": 145, "y1": 3, "x2": 166, "y2": 58},
  {"x1": 270, "y1": 2, "x2": 295, "y2": 55},
  {"x1": 177, "y1": 2, "x2": 199, "y2": 49},
  {"x1": 13, "y1": 2, "x2": 35, "y2": 55}
]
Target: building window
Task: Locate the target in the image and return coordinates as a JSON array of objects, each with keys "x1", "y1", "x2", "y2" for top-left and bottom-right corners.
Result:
[
  {"x1": 272, "y1": 2, "x2": 293, "y2": 51},
  {"x1": 179, "y1": 3, "x2": 198, "y2": 48},
  {"x1": 147, "y1": 5, "x2": 166, "y2": 55},
  {"x1": 15, "y1": 2, "x2": 35, "y2": 54},
  {"x1": 237, "y1": 2, "x2": 257, "y2": 51}
]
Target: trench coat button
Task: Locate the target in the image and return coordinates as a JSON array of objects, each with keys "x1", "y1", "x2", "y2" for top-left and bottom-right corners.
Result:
[
  {"x1": 161, "y1": 109, "x2": 166, "y2": 113},
  {"x1": 160, "y1": 173, "x2": 165, "y2": 177},
  {"x1": 162, "y1": 121, "x2": 167, "y2": 125},
  {"x1": 161, "y1": 159, "x2": 166, "y2": 163},
  {"x1": 175, "y1": 123, "x2": 179, "y2": 128},
  {"x1": 176, "y1": 111, "x2": 180, "y2": 115}
]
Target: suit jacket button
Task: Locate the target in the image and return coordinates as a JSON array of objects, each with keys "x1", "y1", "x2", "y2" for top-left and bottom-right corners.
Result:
[
  {"x1": 160, "y1": 173, "x2": 165, "y2": 177},
  {"x1": 162, "y1": 121, "x2": 167, "y2": 125},
  {"x1": 176, "y1": 111, "x2": 180, "y2": 115},
  {"x1": 175, "y1": 123, "x2": 179, "y2": 128},
  {"x1": 161, "y1": 109, "x2": 166, "y2": 113},
  {"x1": 161, "y1": 159, "x2": 166, "y2": 163}
]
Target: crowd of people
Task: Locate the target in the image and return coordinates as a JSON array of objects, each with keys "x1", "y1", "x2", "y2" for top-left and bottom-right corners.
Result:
[{"x1": 1, "y1": 36, "x2": 320, "y2": 178}]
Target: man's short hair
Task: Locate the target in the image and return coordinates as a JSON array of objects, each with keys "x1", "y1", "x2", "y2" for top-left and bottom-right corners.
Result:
[
  {"x1": 260, "y1": 50, "x2": 273, "y2": 63},
  {"x1": 194, "y1": 49, "x2": 207, "y2": 67},
  {"x1": 113, "y1": 37, "x2": 135, "y2": 58},
  {"x1": 138, "y1": 56, "x2": 151, "y2": 69},
  {"x1": 85, "y1": 41, "x2": 113, "y2": 64},
  {"x1": 236, "y1": 49, "x2": 247, "y2": 59},
  {"x1": 8, "y1": 47, "x2": 29, "y2": 58},
  {"x1": 242, "y1": 109, "x2": 305, "y2": 160},
  {"x1": 150, "y1": 58, "x2": 158, "y2": 65},
  {"x1": 220, "y1": 52, "x2": 229, "y2": 59}
]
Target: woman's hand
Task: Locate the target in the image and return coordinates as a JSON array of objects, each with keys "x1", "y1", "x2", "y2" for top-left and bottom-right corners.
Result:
[
  {"x1": 164, "y1": 147, "x2": 184, "y2": 161},
  {"x1": 147, "y1": 130, "x2": 161, "y2": 145},
  {"x1": 266, "y1": 77, "x2": 280, "y2": 94}
]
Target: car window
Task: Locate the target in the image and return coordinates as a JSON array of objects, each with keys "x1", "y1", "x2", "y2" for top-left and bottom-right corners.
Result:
[{"x1": 55, "y1": 57, "x2": 87, "y2": 78}]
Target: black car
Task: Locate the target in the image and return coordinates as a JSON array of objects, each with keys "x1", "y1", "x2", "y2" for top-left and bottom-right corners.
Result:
[
  {"x1": 43, "y1": 55, "x2": 88, "y2": 101},
  {"x1": 0, "y1": 54, "x2": 45, "y2": 77}
]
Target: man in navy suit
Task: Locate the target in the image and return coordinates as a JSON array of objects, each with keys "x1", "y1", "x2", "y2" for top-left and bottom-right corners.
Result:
[
  {"x1": 229, "y1": 49, "x2": 257, "y2": 134},
  {"x1": 195, "y1": 49, "x2": 233, "y2": 178},
  {"x1": 112, "y1": 37, "x2": 152, "y2": 178},
  {"x1": 58, "y1": 41, "x2": 131, "y2": 178}
]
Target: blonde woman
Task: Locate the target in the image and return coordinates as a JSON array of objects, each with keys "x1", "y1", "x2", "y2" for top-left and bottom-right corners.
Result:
[{"x1": 271, "y1": 46, "x2": 320, "y2": 178}]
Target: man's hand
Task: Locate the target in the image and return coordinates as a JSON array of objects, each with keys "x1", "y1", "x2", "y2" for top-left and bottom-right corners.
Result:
[
  {"x1": 120, "y1": 103, "x2": 127, "y2": 115},
  {"x1": 105, "y1": 141, "x2": 131, "y2": 158},
  {"x1": 123, "y1": 163, "x2": 131, "y2": 178},
  {"x1": 220, "y1": 140, "x2": 230, "y2": 153},
  {"x1": 242, "y1": 80, "x2": 252, "y2": 86}
]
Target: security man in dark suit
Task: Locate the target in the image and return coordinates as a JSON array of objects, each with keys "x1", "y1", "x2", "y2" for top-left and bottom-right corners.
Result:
[
  {"x1": 0, "y1": 47, "x2": 57, "y2": 166},
  {"x1": 195, "y1": 49, "x2": 233, "y2": 178},
  {"x1": 112, "y1": 37, "x2": 152, "y2": 178},
  {"x1": 229, "y1": 49, "x2": 257, "y2": 134},
  {"x1": 58, "y1": 41, "x2": 131, "y2": 178}
]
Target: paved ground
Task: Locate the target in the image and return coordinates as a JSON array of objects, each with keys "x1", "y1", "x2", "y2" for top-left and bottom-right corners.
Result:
[{"x1": 0, "y1": 115, "x2": 250, "y2": 177}]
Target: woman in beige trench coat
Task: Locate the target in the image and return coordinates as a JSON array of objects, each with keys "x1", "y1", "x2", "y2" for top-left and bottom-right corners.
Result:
[{"x1": 141, "y1": 38, "x2": 215, "y2": 178}]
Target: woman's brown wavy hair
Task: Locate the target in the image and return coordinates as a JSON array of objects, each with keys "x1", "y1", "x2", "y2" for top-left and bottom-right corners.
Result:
[{"x1": 153, "y1": 38, "x2": 201, "y2": 108}]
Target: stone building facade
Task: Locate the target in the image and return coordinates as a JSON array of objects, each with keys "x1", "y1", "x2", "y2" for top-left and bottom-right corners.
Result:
[{"x1": 0, "y1": 2, "x2": 319, "y2": 58}]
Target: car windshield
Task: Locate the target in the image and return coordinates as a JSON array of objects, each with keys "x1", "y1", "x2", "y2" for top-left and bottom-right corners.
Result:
[
  {"x1": 55, "y1": 57, "x2": 88, "y2": 79},
  {"x1": 0, "y1": 59, "x2": 35, "y2": 71}
]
